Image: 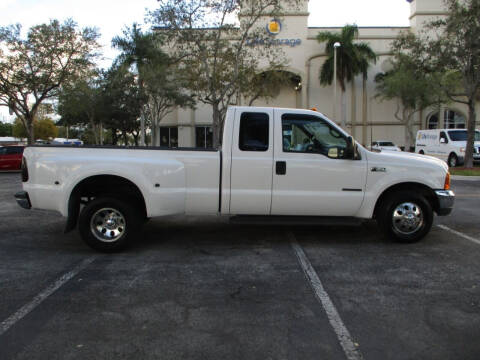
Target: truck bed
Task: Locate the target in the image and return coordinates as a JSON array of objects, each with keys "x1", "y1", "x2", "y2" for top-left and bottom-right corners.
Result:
[{"x1": 23, "y1": 145, "x2": 221, "y2": 218}]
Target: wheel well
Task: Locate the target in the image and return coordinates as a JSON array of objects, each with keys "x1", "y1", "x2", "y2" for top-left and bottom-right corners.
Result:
[
  {"x1": 373, "y1": 182, "x2": 439, "y2": 218},
  {"x1": 65, "y1": 175, "x2": 147, "y2": 233}
]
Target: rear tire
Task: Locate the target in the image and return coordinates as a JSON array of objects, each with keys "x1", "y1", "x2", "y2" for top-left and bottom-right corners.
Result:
[
  {"x1": 448, "y1": 153, "x2": 458, "y2": 167},
  {"x1": 377, "y1": 191, "x2": 433, "y2": 243},
  {"x1": 78, "y1": 197, "x2": 141, "y2": 252},
  {"x1": 419, "y1": 150, "x2": 425, "y2": 155}
]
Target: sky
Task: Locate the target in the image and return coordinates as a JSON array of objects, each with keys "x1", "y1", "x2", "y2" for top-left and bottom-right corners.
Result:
[{"x1": 0, "y1": 0, "x2": 411, "y2": 122}]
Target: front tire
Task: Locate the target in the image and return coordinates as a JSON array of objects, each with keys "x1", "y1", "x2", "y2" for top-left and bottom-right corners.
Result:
[
  {"x1": 78, "y1": 197, "x2": 141, "y2": 252},
  {"x1": 448, "y1": 153, "x2": 458, "y2": 167},
  {"x1": 377, "y1": 191, "x2": 433, "y2": 243}
]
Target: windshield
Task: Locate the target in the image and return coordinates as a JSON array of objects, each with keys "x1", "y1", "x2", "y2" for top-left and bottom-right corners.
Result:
[
  {"x1": 448, "y1": 130, "x2": 480, "y2": 142},
  {"x1": 379, "y1": 142, "x2": 395, "y2": 147}
]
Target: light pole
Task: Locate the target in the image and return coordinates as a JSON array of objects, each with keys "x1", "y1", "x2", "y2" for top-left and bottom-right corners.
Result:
[{"x1": 333, "y1": 42, "x2": 341, "y2": 121}]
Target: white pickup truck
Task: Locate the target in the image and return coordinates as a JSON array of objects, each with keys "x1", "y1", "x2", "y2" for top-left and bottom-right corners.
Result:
[{"x1": 15, "y1": 107, "x2": 454, "y2": 252}]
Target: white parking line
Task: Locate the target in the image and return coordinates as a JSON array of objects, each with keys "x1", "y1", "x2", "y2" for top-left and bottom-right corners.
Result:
[
  {"x1": 289, "y1": 232, "x2": 364, "y2": 360},
  {"x1": 437, "y1": 225, "x2": 480, "y2": 246},
  {"x1": 0, "y1": 256, "x2": 97, "y2": 336}
]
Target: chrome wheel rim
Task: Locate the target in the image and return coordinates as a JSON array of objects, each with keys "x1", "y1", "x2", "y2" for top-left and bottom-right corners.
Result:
[
  {"x1": 392, "y1": 202, "x2": 424, "y2": 235},
  {"x1": 90, "y1": 208, "x2": 126, "y2": 243}
]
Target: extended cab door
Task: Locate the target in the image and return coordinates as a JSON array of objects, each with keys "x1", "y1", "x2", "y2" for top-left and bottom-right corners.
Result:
[
  {"x1": 229, "y1": 109, "x2": 274, "y2": 215},
  {"x1": 271, "y1": 110, "x2": 367, "y2": 216}
]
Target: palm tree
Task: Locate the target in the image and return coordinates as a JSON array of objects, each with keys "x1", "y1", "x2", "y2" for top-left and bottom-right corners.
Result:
[
  {"x1": 356, "y1": 43, "x2": 377, "y2": 144},
  {"x1": 112, "y1": 24, "x2": 166, "y2": 146},
  {"x1": 317, "y1": 25, "x2": 376, "y2": 130}
]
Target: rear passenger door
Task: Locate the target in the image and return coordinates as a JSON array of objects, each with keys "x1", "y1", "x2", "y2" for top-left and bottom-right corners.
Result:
[{"x1": 229, "y1": 109, "x2": 274, "y2": 215}]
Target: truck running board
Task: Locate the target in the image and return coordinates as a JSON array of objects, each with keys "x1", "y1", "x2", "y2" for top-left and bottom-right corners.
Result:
[{"x1": 229, "y1": 215, "x2": 364, "y2": 226}]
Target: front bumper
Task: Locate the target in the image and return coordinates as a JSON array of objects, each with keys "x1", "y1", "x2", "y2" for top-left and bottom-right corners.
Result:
[
  {"x1": 435, "y1": 190, "x2": 455, "y2": 216},
  {"x1": 15, "y1": 191, "x2": 31, "y2": 210}
]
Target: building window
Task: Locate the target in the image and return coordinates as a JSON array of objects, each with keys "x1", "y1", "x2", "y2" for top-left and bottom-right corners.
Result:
[
  {"x1": 427, "y1": 113, "x2": 439, "y2": 129},
  {"x1": 427, "y1": 109, "x2": 465, "y2": 129},
  {"x1": 239, "y1": 112, "x2": 269, "y2": 151},
  {"x1": 160, "y1": 127, "x2": 178, "y2": 148},
  {"x1": 195, "y1": 126, "x2": 213, "y2": 148},
  {"x1": 445, "y1": 110, "x2": 465, "y2": 129}
]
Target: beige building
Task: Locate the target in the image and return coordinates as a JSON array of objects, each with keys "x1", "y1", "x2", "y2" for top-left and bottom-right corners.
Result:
[{"x1": 159, "y1": 0, "x2": 477, "y2": 150}]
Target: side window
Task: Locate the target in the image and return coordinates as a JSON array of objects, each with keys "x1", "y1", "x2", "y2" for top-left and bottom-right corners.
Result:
[
  {"x1": 160, "y1": 127, "x2": 178, "y2": 148},
  {"x1": 5, "y1": 147, "x2": 21, "y2": 155},
  {"x1": 440, "y1": 131, "x2": 448, "y2": 144},
  {"x1": 282, "y1": 114, "x2": 348, "y2": 159},
  {"x1": 239, "y1": 112, "x2": 269, "y2": 151},
  {"x1": 0, "y1": 147, "x2": 5, "y2": 155}
]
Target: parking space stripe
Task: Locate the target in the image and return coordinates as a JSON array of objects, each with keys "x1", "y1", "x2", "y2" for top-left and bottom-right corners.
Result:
[
  {"x1": 0, "y1": 256, "x2": 97, "y2": 336},
  {"x1": 437, "y1": 225, "x2": 480, "y2": 246},
  {"x1": 288, "y1": 232, "x2": 364, "y2": 360}
]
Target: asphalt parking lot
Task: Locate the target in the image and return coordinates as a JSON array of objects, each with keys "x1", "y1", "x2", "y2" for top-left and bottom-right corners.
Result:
[{"x1": 1, "y1": 172, "x2": 479, "y2": 360}]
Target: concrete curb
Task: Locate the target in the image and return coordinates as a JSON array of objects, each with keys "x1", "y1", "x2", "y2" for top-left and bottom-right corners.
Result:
[{"x1": 451, "y1": 175, "x2": 480, "y2": 181}]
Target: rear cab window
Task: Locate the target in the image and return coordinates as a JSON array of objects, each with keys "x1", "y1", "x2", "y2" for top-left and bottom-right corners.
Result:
[{"x1": 239, "y1": 112, "x2": 269, "y2": 151}]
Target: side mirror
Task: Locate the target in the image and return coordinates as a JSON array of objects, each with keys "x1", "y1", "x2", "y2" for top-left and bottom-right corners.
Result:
[
  {"x1": 345, "y1": 136, "x2": 356, "y2": 159},
  {"x1": 328, "y1": 147, "x2": 339, "y2": 158},
  {"x1": 440, "y1": 138, "x2": 446, "y2": 144}
]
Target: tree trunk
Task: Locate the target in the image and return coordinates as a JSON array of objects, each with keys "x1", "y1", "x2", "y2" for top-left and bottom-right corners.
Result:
[
  {"x1": 350, "y1": 80, "x2": 356, "y2": 137},
  {"x1": 132, "y1": 132, "x2": 139, "y2": 146},
  {"x1": 111, "y1": 128, "x2": 118, "y2": 145},
  {"x1": 99, "y1": 121, "x2": 103, "y2": 145},
  {"x1": 464, "y1": 99, "x2": 476, "y2": 168},
  {"x1": 26, "y1": 117, "x2": 35, "y2": 145},
  {"x1": 140, "y1": 111, "x2": 145, "y2": 146},
  {"x1": 361, "y1": 76, "x2": 368, "y2": 146},
  {"x1": 340, "y1": 89, "x2": 347, "y2": 129},
  {"x1": 212, "y1": 103, "x2": 222, "y2": 149},
  {"x1": 89, "y1": 117, "x2": 99, "y2": 145},
  {"x1": 122, "y1": 131, "x2": 128, "y2": 146},
  {"x1": 403, "y1": 110, "x2": 414, "y2": 152}
]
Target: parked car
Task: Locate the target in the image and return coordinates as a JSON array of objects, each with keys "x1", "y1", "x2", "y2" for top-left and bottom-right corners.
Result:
[
  {"x1": 15, "y1": 106, "x2": 454, "y2": 252},
  {"x1": 0, "y1": 145, "x2": 24, "y2": 171},
  {"x1": 415, "y1": 129, "x2": 480, "y2": 167},
  {"x1": 370, "y1": 141, "x2": 402, "y2": 152}
]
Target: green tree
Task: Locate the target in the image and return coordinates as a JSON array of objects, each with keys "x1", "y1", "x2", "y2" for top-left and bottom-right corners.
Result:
[
  {"x1": 58, "y1": 73, "x2": 104, "y2": 145},
  {"x1": 112, "y1": 24, "x2": 160, "y2": 146},
  {"x1": 12, "y1": 117, "x2": 58, "y2": 140},
  {"x1": 317, "y1": 24, "x2": 376, "y2": 129},
  {"x1": 425, "y1": 0, "x2": 480, "y2": 168},
  {"x1": 242, "y1": 69, "x2": 300, "y2": 106},
  {"x1": 102, "y1": 65, "x2": 142, "y2": 146},
  {"x1": 35, "y1": 118, "x2": 58, "y2": 140},
  {"x1": 375, "y1": 52, "x2": 445, "y2": 149},
  {"x1": 12, "y1": 119, "x2": 27, "y2": 139},
  {"x1": 0, "y1": 19, "x2": 100, "y2": 144},
  {"x1": 0, "y1": 121, "x2": 13, "y2": 137},
  {"x1": 150, "y1": 0, "x2": 296, "y2": 147}
]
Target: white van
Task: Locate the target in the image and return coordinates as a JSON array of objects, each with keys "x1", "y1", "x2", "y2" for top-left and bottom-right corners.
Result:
[{"x1": 415, "y1": 129, "x2": 480, "y2": 167}]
